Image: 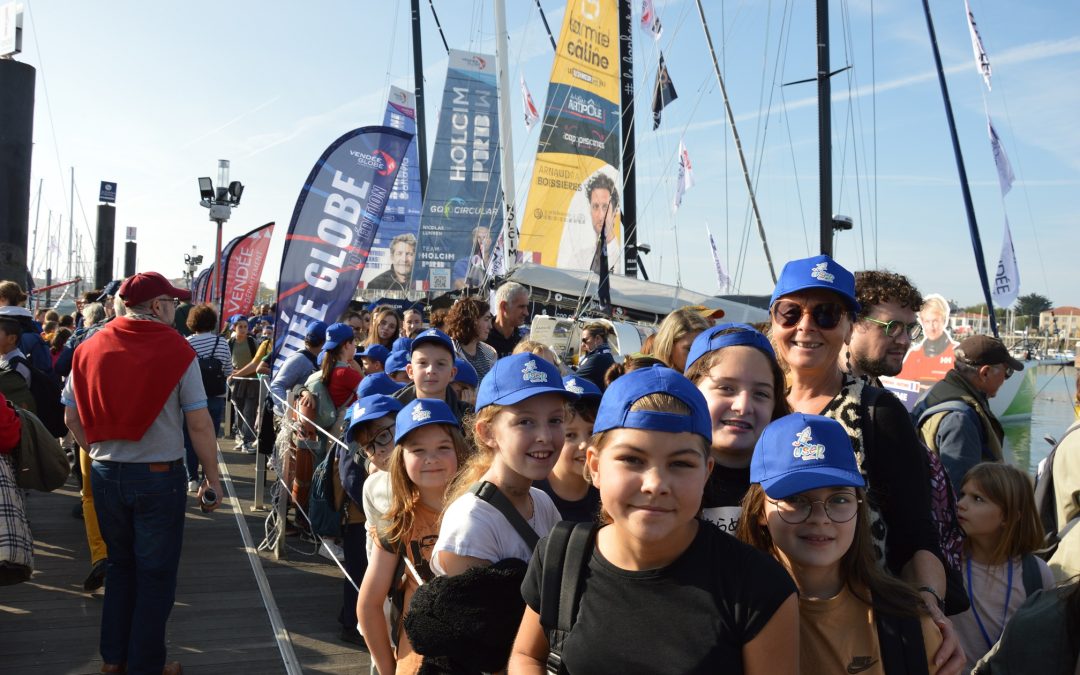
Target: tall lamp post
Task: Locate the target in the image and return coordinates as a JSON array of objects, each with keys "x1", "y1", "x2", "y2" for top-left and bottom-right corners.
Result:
[{"x1": 197, "y1": 160, "x2": 243, "y2": 307}]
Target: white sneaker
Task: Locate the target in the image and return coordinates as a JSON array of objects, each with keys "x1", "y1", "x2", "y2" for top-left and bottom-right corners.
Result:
[
  {"x1": 240, "y1": 443, "x2": 257, "y2": 454},
  {"x1": 319, "y1": 541, "x2": 345, "y2": 563},
  {"x1": 234, "y1": 438, "x2": 245, "y2": 450},
  {"x1": 188, "y1": 480, "x2": 200, "y2": 493}
]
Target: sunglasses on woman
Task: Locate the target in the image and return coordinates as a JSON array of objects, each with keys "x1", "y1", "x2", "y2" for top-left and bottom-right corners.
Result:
[{"x1": 771, "y1": 300, "x2": 847, "y2": 330}]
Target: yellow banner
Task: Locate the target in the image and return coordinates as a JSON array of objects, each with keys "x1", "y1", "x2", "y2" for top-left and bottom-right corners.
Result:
[{"x1": 519, "y1": 0, "x2": 622, "y2": 270}]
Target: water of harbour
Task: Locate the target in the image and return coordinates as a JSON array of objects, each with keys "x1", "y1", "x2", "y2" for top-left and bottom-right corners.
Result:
[{"x1": 1004, "y1": 364, "x2": 1077, "y2": 475}]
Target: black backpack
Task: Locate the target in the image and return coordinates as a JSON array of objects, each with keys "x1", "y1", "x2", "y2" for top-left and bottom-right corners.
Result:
[
  {"x1": 7, "y1": 355, "x2": 67, "y2": 438},
  {"x1": 537, "y1": 521, "x2": 598, "y2": 675},
  {"x1": 195, "y1": 336, "x2": 227, "y2": 397}
]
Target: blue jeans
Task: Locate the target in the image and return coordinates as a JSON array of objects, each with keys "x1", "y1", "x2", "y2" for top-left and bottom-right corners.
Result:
[
  {"x1": 184, "y1": 396, "x2": 224, "y2": 482},
  {"x1": 91, "y1": 459, "x2": 187, "y2": 673}
]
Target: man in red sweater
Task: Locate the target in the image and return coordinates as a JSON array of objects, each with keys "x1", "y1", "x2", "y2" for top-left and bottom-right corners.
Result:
[{"x1": 63, "y1": 271, "x2": 221, "y2": 675}]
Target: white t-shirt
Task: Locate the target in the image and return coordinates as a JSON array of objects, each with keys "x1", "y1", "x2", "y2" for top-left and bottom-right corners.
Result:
[
  {"x1": 432, "y1": 487, "x2": 561, "y2": 575},
  {"x1": 362, "y1": 470, "x2": 392, "y2": 559}
]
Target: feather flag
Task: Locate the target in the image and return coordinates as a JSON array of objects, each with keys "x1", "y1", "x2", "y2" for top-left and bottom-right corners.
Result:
[
  {"x1": 641, "y1": 0, "x2": 662, "y2": 41},
  {"x1": 965, "y1": 0, "x2": 992, "y2": 90},
  {"x1": 705, "y1": 222, "x2": 731, "y2": 292},
  {"x1": 520, "y1": 74, "x2": 539, "y2": 132},
  {"x1": 987, "y1": 117, "x2": 1015, "y2": 196},
  {"x1": 992, "y1": 217, "x2": 1019, "y2": 306},
  {"x1": 673, "y1": 140, "x2": 694, "y2": 213},
  {"x1": 652, "y1": 53, "x2": 678, "y2": 130}
]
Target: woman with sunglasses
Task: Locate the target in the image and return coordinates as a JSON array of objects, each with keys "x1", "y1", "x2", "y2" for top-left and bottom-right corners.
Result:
[
  {"x1": 738, "y1": 413, "x2": 943, "y2": 674},
  {"x1": 769, "y1": 254, "x2": 965, "y2": 675}
]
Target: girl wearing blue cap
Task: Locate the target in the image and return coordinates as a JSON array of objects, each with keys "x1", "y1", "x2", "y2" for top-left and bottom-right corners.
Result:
[
  {"x1": 358, "y1": 398, "x2": 469, "y2": 675},
  {"x1": 433, "y1": 353, "x2": 574, "y2": 575},
  {"x1": 511, "y1": 367, "x2": 798, "y2": 675},
  {"x1": 738, "y1": 413, "x2": 943, "y2": 675},
  {"x1": 533, "y1": 376, "x2": 602, "y2": 523},
  {"x1": 684, "y1": 323, "x2": 790, "y2": 534}
]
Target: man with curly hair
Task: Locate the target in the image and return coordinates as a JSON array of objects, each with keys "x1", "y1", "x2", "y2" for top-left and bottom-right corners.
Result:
[
  {"x1": 556, "y1": 168, "x2": 621, "y2": 270},
  {"x1": 842, "y1": 270, "x2": 925, "y2": 384}
]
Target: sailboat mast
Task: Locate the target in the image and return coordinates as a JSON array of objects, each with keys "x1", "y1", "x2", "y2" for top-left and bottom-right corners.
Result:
[
  {"x1": 410, "y1": 0, "x2": 429, "y2": 202},
  {"x1": 618, "y1": 0, "x2": 638, "y2": 278},
  {"x1": 29, "y1": 177, "x2": 42, "y2": 279},
  {"x1": 493, "y1": 0, "x2": 518, "y2": 273},
  {"x1": 919, "y1": 0, "x2": 999, "y2": 337},
  {"x1": 68, "y1": 167, "x2": 75, "y2": 283},
  {"x1": 694, "y1": 0, "x2": 777, "y2": 284},
  {"x1": 816, "y1": 0, "x2": 833, "y2": 257}
]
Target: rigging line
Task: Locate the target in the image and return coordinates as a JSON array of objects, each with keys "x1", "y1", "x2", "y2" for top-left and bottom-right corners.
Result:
[
  {"x1": 23, "y1": 1, "x2": 71, "y2": 220},
  {"x1": 72, "y1": 181, "x2": 97, "y2": 253},
  {"x1": 693, "y1": 0, "x2": 777, "y2": 284},
  {"x1": 837, "y1": 0, "x2": 864, "y2": 268},
  {"x1": 722, "y1": 0, "x2": 730, "y2": 291},
  {"x1": 427, "y1": 0, "x2": 450, "y2": 54},
  {"x1": 533, "y1": 0, "x2": 558, "y2": 52},
  {"x1": 779, "y1": 86, "x2": 811, "y2": 256},
  {"x1": 870, "y1": 0, "x2": 879, "y2": 267},
  {"x1": 382, "y1": 0, "x2": 404, "y2": 96}
]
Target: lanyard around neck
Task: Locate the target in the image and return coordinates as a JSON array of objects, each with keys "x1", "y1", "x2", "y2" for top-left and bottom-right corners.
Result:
[{"x1": 966, "y1": 556, "x2": 1013, "y2": 650}]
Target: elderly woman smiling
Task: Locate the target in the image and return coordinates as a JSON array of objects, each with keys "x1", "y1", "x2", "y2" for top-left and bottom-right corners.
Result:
[{"x1": 768, "y1": 254, "x2": 966, "y2": 675}]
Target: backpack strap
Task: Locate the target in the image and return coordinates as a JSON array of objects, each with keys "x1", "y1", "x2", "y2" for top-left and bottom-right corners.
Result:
[
  {"x1": 470, "y1": 481, "x2": 540, "y2": 550},
  {"x1": 1020, "y1": 553, "x2": 1044, "y2": 596},
  {"x1": 874, "y1": 601, "x2": 931, "y2": 675},
  {"x1": 540, "y1": 521, "x2": 597, "y2": 675}
]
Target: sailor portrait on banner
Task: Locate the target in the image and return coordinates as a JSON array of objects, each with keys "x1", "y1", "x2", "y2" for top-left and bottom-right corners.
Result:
[{"x1": 556, "y1": 164, "x2": 622, "y2": 271}]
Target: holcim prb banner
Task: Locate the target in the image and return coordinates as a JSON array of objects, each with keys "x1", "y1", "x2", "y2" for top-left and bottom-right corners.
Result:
[
  {"x1": 218, "y1": 222, "x2": 275, "y2": 330},
  {"x1": 271, "y1": 126, "x2": 412, "y2": 374}
]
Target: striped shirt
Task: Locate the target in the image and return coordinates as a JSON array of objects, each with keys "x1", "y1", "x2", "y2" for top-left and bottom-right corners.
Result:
[{"x1": 186, "y1": 332, "x2": 233, "y2": 397}]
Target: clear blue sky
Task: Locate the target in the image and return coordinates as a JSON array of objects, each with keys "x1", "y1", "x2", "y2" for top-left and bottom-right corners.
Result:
[{"x1": 16, "y1": 0, "x2": 1080, "y2": 309}]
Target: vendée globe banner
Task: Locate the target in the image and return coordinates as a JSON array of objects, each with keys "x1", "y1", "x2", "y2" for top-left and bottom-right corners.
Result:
[
  {"x1": 271, "y1": 126, "x2": 412, "y2": 375},
  {"x1": 218, "y1": 222, "x2": 275, "y2": 330},
  {"x1": 192, "y1": 266, "x2": 212, "y2": 304}
]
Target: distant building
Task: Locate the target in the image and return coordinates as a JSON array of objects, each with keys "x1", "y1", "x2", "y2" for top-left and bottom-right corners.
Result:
[
  {"x1": 1039, "y1": 306, "x2": 1080, "y2": 338},
  {"x1": 949, "y1": 312, "x2": 990, "y2": 337}
]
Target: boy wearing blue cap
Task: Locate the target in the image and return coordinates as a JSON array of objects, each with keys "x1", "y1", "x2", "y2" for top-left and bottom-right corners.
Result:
[
  {"x1": 533, "y1": 376, "x2": 602, "y2": 523},
  {"x1": 449, "y1": 357, "x2": 479, "y2": 406},
  {"x1": 358, "y1": 398, "x2": 469, "y2": 675},
  {"x1": 511, "y1": 366, "x2": 798, "y2": 674},
  {"x1": 738, "y1": 413, "x2": 943, "y2": 675},
  {"x1": 392, "y1": 329, "x2": 472, "y2": 421},
  {"x1": 268, "y1": 319, "x2": 327, "y2": 416},
  {"x1": 357, "y1": 343, "x2": 390, "y2": 375},
  {"x1": 384, "y1": 350, "x2": 411, "y2": 385}
]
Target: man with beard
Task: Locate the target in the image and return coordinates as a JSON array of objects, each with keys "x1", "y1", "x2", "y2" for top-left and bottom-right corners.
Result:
[{"x1": 842, "y1": 270, "x2": 925, "y2": 385}]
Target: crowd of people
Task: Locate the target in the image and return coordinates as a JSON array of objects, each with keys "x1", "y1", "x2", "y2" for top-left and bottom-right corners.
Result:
[{"x1": 1, "y1": 257, "x2": 1078, "y2": 674}]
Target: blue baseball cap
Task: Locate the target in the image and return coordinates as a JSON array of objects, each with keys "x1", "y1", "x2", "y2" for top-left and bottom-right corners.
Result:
[
  {"x1": 684, "y1": 323, "x2": 776, "y2": 373},
  {"x1": 453, "y1": 357, "x2": 479, "y2": 388},
  {"x1": 410, "y1": 328, "x2": 454, "y2": 355},
  {"x1": 228, "y1": 314, "x2": 248, "y2": 325},
  {"x1": 750, "y1": 413, "x2": 865, "y2": 499},
  {"x1": 359, "y1": 343, "x2": 390, "y2": 365},
  {"x1": 346, "y1": 395, "x2": 403, "y2": 441},
  {"x1": 476, "y1": 353, "x2": 577, "y2": 411},
  {"x1": 356, "y1": 372, "x2": 405, "y2": 398},
  {"x1": 562, "y1": 375, "x2": 602, "y2": 402},
  {"x1": 395, "y1": 398, "x2": 459, "y2": 444},
  {"x1": 593, "y1": 366, "x2": 711, "y2": 442},
  {"x1": 392, "y1": 336, "x2": 413, "y2": 353},
  {"x1": 97, "y1": 279, "x2": 122, "y2": 302},
  {"x1": 385, "y1": 350, "x2": 410, "y2": 376},
  {"x1": 305, "y1": 320, "x2": 328, "y2": 341},
  {"x1": 769, "y1": 254, "x2": 860, "y2": 314},
  {"x1": 322, "y1": 322, "x2": 354, "y2": 352}
]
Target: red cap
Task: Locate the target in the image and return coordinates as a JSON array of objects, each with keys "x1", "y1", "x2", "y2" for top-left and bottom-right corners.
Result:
[{"x1": 118, "y1": 272, "x2": 192, "y2": 306}]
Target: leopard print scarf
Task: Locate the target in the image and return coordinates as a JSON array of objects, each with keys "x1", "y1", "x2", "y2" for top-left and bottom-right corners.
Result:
[{"x1": 820, "y1": 375, "x2": 889, "y2": 568}]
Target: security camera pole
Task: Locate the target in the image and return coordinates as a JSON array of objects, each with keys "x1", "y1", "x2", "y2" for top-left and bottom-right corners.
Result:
[{"x1": 197, "y1": 160, "x2": 243, "y2": 307}]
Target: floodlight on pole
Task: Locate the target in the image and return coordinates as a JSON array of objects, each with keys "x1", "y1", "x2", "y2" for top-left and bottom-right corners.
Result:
[{"x1": 196, "y1": 159, "x2": 243, "y2": 308}]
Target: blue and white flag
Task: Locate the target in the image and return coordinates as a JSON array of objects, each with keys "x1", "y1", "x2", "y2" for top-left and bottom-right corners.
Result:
[
  {"x1": 271, "y1": 126, "x2": 411, "y2": 374},
  {"x1": 987, "y1": 117, "x2": 1015, "y2": 196},
  {"x1": 965, "y1": 0, "x2": 992, "y2": 90},
  {"x1": 705, "y1": 222, "x2": 731, "y2": 292},
  {"x1": 992, "y1": 217, "x2": 1019, "y2": 307}
]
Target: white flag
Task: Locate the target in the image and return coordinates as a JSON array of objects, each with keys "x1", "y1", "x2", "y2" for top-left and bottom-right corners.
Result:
[
  {"x1": 992, "y1": 217, "x2": 1020, "y2": 307},
  {"x1": 987, "y1": 117, "x2": 1014, "y2": 196},
  {"x1": 705, "y1": 222, "x2": 731, "y2": 291},
  {"x1": 520, "y1": 74, "x2": 539, "y2": 132},
  {"x1": 965, "y1": 0, "x2": 992, "y2": 90},
  {"x1": 641, "y1": 0, "x2": 662, "y2": 41},
  {"x1": 673, "y1": 140, "x2": 694, "y2": 213}
]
